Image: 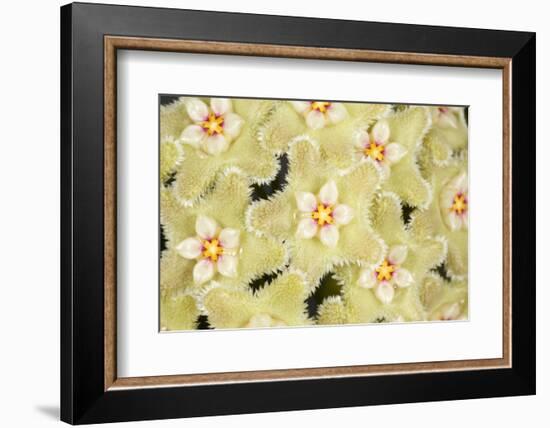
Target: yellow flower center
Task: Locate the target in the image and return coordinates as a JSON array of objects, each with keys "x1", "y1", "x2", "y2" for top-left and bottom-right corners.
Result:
[
  {"x1": 202, "y1": 238, "x2": 223, "y2": 261},
  {"x1": 311, "y1": 203, "x2": 334, "y2": 226},
  {"x1": 364, "y1": 142, "x2": 385, "y2": 162},
  {"x1": 375, "y1": 259, "x2": 395, "y2": 281},
  {"x1": 311, "y1": 101, "x2": 331, "y2": 113},
  {"x1": 201, "y1": 113, "x2": 224, "y2": 136},
  {"x1": 450, "y1": 193, "x2": 467, "y2": 215}
]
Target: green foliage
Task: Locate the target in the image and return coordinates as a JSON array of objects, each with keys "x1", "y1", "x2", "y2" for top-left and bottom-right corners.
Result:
[{"x1": 159, "y1": 97, "x2": 469, "y2": 330}]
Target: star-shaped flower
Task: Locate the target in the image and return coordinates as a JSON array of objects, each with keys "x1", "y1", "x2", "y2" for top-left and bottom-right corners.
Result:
[
  {"x1": 318, "y1": 191, "x2": 447, "y2": 324},
  {"x1": 439, "y1": 171, "x2": 468, "y2": 231},
  {"x1": 161, "y1": 97, "x2": 279, "y2": 205},
  {"x1": 247, "y1": 137, "x2": 385, "y2": 289},
  {"x1": 420, "y1": 106, "x2": 468, "y2": 168},
  {"x1": 290, "y1": 100, "x2": 348, "y2": 129},
  {"x1": 160, "y1": 168, "x2": 288, "y2": 304},
  {"x1": 353, "y1": 119, "x2": 407, "y2": 178},
  {"x1": 201, "y1": 271, "x2": 311, "y2": 329},
  {"x1": 410, "y1": 156, "x2": 468, "y2": 279},
  {"x1": 357, "y1": 245, "x2": 413, "y2": 304},
  {"x1": 261, "y1": 105, "x2": 432, "y2": 205},
  {"x1": 295, "y1": 180, "x2": 354, "y2": 247},
  {"x1": 256, "y1": 99, "x2": 390, "y2": 162},
  {"x1": 180, "y1": 98, "x2": 244, "y2": 155},
  {"x1": 175, "y1": 215, "x2": 241, "y2": 284}
]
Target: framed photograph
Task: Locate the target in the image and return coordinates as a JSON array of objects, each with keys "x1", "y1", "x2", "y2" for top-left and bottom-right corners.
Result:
[{"x1": 60, "y1": 2, "x2": 535, "y2": 424}]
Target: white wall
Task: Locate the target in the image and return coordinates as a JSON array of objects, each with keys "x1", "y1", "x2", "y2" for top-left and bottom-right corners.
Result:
[{"x1": 0, "y1": 0, "x2": 545, "y2": 427}]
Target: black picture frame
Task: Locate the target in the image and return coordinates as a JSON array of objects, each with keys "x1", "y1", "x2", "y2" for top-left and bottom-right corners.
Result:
[{"x1": 61, "y1": 2, "x2": 535, "y2": 424}]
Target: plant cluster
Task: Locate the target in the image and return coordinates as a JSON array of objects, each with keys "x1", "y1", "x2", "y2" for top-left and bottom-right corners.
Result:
[{"x1": 159, "y1": 97, "x2": 468, "y2": 330}]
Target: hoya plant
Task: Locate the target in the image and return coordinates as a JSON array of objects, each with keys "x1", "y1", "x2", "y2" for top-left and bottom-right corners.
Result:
[
  {"x1": 246, "y1": 136, "x2": 385, "y2": 289},
  {"x1": 159, "y1": 96, "x2": 469, "y2": 331},
  {"x1": 161, "y1": 97, "x2": 281, "y2": 205}
]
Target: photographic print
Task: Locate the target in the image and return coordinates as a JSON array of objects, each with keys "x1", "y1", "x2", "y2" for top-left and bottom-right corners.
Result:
[
  {"x1": 61, "y1": 7, "x2": 534, "y2": 421},
  {"x1": 159, "y1": 96, "x2": 468, "y2": 331}
]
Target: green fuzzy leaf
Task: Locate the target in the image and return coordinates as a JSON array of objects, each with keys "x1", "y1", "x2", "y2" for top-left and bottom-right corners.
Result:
[
  {"x1": 164, "y1": 97, "x2": 280, "y2": 204},
  {"x1": 161, "y1": 170, "x2": 288, "y2": 296},
  {"x1": 160, "y1": 136, "x2": 182, "y2": 184},
  {"x1": 419, "y1": 107, "x2": 468, "y2": 176},
  {"x1": 381, "y1": 106, "x2": 432, "y2": 207},
  {"x1": 424, "y1": 276, "x2": 468, "y2": 320},
  {"x1": 317, "y1": 297, "x2": 348, "y2": 325},
  {"x1": 428, "y1": 107, "x2": 468, "y2": 151},
  {"x1": 160, "y1": 249, "x2": 194, "y2": 294},
  {"x1": 160, "y1": 292, "x2": 199, "y2": 331},
  {"x1": 160, "y1": 187, "x2": 195, "y2": 248},
  {"x1": 160, "y1": 98, "x2": 193, "y2": 140},
  {"x1": 247, "y1": 138, "x2": 384, "y2": 287},
  {"x1": 410, "y1": 157, "x2": 468, "y2": 278},
  {"x1": 204, "y1": 271, "x2": 311, "y2": 329},
  {"x1": 371, "y1": 192, "x2": 408, "y2": 244}
]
